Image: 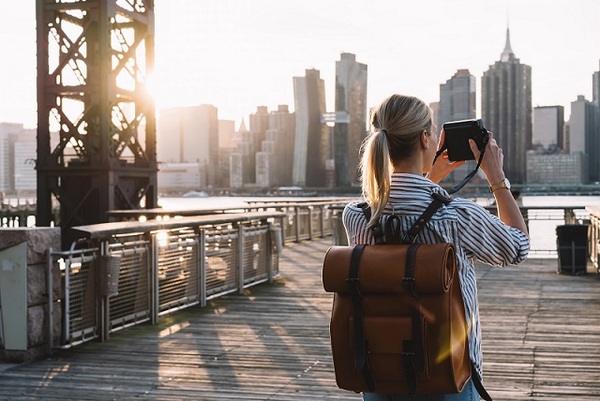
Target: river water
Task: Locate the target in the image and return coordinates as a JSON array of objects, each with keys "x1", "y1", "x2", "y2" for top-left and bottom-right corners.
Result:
[
  {"x1": 9, "y1": 194, "x2": 600, "y2": 257},
  {"x1": 158, "y1": 194, "x2": 600, "y2": 210},
  {"x1": 159, "y1": 194, "x2": 600, "y2": 258}
]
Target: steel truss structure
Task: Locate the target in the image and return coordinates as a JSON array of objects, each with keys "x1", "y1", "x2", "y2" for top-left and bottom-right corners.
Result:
[{"x1": 36, "y1": 0, "x2": 157, "y2": 246}]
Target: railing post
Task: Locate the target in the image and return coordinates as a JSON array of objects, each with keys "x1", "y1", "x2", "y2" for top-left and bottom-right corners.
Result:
[
  {"x1": 99, "y1": 240, "x2": 110, "y2": 342},
  {"x1": 565, "y1": 208, "x2": 576, "y2": 224},
  {"x1": 308, "y1": 206, "x2": 313, "y2": 241},
  {"x1": 151, "y1": 232, "x2": 159, "y2": 325},
  {"x1": 199, "y1": 228, "x2": 207, "y2": 307},
  {"x1": 320, "y1": 205, "x2": 325, "y2": 238},
  {"x1": 63, "y1": 253, "x2": 71, "y2": 345},
  {"x1": 266, "y1": 221, "x2": 273, "y2": 283},
  {"x1": 238, "y1": 223, "x2": 245, "y2": 294},
  {"x1": 47, "y1": 247, "x2": 54, "y2": 355},
  {"x1": 294, "y1": 207, "x2": 300, "y2": 242}
]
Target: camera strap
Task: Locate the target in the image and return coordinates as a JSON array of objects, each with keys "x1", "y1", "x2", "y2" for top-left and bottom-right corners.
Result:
[{"x1": 432, "y1": 141, "x2": 487, "y2": 195}]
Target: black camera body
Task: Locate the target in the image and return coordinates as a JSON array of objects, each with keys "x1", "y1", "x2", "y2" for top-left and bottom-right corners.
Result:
[{"x1": 442, "y1": 119, "x2": 489, "y2": 161}]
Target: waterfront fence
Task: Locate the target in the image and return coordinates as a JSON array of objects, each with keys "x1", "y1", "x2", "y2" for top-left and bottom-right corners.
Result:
[
  {"x1": 331, "y1": 203, "x2": 591, "y2": 258},
  {"x1": 2, "y1": 199, "x2": 597, "y2": 362},
  {"x1": 46, "y1": 201, "x2": 342, "y2": 352}
]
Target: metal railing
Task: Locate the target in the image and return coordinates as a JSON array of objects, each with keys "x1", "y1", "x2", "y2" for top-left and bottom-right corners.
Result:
[
  {"x1": 484, "y1": 204, "x2": 590, "y2": 258},
  {"x1": 30, "y1": 198, "x2": 600, "y2": 355},
  {"x1": 46, "y1": 201, "x2": 345, "y2": 351},
  {"x1": 331, "y1": 203, "x2": 591, "y2": 258}
]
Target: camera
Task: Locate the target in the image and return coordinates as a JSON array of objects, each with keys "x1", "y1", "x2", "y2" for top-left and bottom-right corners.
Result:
[{"x1": 442, "y1": 119, "x2": 489, "y2": 161}]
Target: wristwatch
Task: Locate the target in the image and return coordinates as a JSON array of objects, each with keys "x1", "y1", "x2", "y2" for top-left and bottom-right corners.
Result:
[{"x1": 489, "y1": 178, "x2": 511, "y2": 193}]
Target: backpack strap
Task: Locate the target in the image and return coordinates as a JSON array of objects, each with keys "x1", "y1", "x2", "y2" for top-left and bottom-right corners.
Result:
[
  {"x1": 346, "y1": 244, "x2": 375, "y2": 391},
  {"x1": 472, "y1": 364, "x2": 493, "y2": 401},
  {"x1": 403, "y1": 243, "x2": 420, "y2": 297},
  {"x1": 360, "y1": 192, "x2": 452, "y2": 245},
  {"x1": 402, "y1": 192, "x2": 452, "y2": 243},
  {"x1": 358, "y1": 202, "x2": 385, "y2": 244}
]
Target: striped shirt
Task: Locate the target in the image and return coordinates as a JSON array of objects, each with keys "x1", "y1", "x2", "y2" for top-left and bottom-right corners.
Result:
[{"x1": 342, "y1": 173, "x2": 530, "y2": 379}]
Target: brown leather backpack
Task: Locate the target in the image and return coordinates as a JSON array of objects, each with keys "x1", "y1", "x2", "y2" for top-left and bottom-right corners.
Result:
[{"x1": 322, "y1": 193, "x2": 492, "y2": 399}]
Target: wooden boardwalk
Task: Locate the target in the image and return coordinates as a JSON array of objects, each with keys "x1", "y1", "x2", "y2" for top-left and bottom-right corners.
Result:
[{"x1": 1, "y1": 238, "x2": 599, "y2": 400}]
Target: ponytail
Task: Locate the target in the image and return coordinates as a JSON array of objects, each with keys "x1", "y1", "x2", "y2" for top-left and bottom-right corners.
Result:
[
  {"x1": 360, "y1": 129, "x2": 392, "y2": 228},
  {"x1": 359, "y1": 94, "x2": 432, "y2": 228}
]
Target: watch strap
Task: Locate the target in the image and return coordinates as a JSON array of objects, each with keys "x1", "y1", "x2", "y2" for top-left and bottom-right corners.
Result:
[{"x1": 489, "y1": 179, "x2": 509, "y2": 192}]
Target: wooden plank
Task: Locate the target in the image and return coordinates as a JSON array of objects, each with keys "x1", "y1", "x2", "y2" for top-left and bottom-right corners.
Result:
[{"x1": 0, "y1": 239, "x2": 599, "y2": 400}]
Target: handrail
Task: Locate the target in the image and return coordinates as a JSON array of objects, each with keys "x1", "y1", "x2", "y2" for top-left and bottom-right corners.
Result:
[
  {"x1": 105, "y1": 199, "x2": 352, "y2": 220},
  {"x1": 21, "y1": 199, "x2": 600, "y2": 360},
  {"x1": 73, "y1": 211, "x2": 286, "y2": 238},
  {"x1": 330, "y1": 202, "x2": 591, "y2": 257}
]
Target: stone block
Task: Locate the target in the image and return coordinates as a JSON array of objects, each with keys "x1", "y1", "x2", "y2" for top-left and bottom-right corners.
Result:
[
  {"x1": 28, "y1": 305, "x2": 45, "y2": 347},
  {"x1": 0, "y1": 228, "x2": 61, "y2": 265},
  {"x1": 27, "y1": 264, "x2": 46, "y2": 305}
]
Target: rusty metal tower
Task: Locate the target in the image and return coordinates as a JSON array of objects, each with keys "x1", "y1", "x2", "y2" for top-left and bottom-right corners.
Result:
[{"x1": 36, "y1": 0, "x2": 157, "y2": 245}]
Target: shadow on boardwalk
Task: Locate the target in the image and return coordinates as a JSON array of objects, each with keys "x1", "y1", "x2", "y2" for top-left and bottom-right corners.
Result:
[{"x1": 0, "y1": 238, "x2": 599, "y2": 400}]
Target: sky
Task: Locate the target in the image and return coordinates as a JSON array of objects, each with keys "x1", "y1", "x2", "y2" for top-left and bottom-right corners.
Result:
[{"x1": 1, "y1": 0, "x2": 599, "y2": 130}]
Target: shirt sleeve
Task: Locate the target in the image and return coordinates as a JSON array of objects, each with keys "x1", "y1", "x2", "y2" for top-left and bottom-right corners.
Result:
[
  {"x1": 453, "y1": 200, "x2": 530, "y2": 266},
  {"x1": 342, "y1": 202, "x2": 373, "y2": 245}
]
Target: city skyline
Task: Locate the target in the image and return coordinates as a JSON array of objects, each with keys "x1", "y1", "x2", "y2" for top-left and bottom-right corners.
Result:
[{"x1": 1, "y1": 0, "x2": 599, "y2": 129}]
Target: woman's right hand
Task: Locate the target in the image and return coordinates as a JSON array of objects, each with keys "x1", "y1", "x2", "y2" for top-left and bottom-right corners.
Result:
[
  {"x1": 468, "y1": 132, "x2": 505, "y2": 185},
  {"x1": 469, "y1": 132, "x2": 529, "y2": 235}
]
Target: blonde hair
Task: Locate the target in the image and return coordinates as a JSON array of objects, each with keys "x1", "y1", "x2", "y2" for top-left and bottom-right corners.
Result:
[{"x1": 360, "y1": 94, "x2": 432, "y2": 227}]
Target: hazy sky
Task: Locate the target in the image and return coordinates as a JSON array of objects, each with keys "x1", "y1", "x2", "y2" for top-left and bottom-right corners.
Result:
[{"x1": 1, "y1": 0, "x2": 599, "y2": 129}]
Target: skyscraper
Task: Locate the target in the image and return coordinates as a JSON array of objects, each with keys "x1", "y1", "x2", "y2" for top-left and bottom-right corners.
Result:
[
  {"x1": 438, "y1": 69, "x2": 476, "y2": 126},
  {"x1": 482, "y1": 28, "x2": 532, "y2": 184},
  {"x1": 255, "y1": 105, "x2": 295, "y2": 187},
  {"x1": 570, "y1": 95, "x2": 599, "y2": 182},
  {"x1": 292, "y1": 69, "x2": 328, "y2": 187},
  {"x1": 533, "y1": 106, "x2": 564, "y2": 151},
  {"x1": 248, "y1": 106, "x2": 270, "y2": 182},
  {"x1": 0, "y1": 123, "x2": 23, "y2": 192},
  {"x1": 267, "y1": 105, "x2": 295, "y2": 185},
  {"x1": 0, "y1": 123, "x2": 36, "y2": 193},
  {"x1": 230, "y1": 119, "x2": 253, "y2": 187},
  {"x1": 438, "y1": 70, "x2": 477, "y2": 186},
  {"x1": 593, "y1": 60, "x2": 600, "y2": 106},
  {"x1": 334, "y1": 53, "x2": 368, "y2": 187},
  {"x1": 157, "y1": 104, "x2": 219, "y2": 186}
]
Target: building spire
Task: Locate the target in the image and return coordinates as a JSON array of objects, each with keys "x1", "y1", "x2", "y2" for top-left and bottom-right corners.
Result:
[
  {"x1": 500, "y1": 25, "x2": 514, "y2": 62},
  {"x1": 238, "y1": 117, "x2": 248, "y2": 133}
]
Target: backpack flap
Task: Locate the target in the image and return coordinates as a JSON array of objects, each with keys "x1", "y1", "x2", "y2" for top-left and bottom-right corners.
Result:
[{"x1": 322, "y1": 243, "x2": 456, "y2": 295}]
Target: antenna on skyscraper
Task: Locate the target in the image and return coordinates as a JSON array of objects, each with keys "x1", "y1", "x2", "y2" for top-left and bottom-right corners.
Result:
[{"x1": 500, "y1": 5, "x2": 514, "y2": 62}]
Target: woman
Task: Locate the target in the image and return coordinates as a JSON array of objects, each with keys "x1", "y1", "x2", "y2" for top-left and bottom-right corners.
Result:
[{"x1": 342, "y1": 94, "x2": 530, "y2": 401}]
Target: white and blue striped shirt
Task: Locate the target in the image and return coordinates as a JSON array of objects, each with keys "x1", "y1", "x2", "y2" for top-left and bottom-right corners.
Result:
[{"x1": 342, "y1": 173, "x2": 530, "y2": 379}]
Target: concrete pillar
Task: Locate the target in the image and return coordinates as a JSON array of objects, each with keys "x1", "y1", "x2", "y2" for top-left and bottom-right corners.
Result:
[{"x1": 0, "y1": 228, "x2": 61, "y2": 362}]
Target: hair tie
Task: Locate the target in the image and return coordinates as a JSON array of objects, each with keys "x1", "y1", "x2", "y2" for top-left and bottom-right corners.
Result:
[{"x1": 380, "y1": 129, "x2": 388, "y2": 136}]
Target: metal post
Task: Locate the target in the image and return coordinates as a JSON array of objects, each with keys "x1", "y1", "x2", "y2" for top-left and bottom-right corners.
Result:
[
  {"x1": 294, "y1": 207, "x2": 300, "y2": 242},
  {"x1": 63, "y1": 254, "x2": 71, "y2": 345},
  {"x1": 199, "y1": 229, "x2": 207, "y2": 307},
  {"x1": 238, "y1": 224, "x2": 245, "y2": 294},
  {"x1": 100, "y1": 240, "x2": 110, "y2": 342},
  {"x1": 320, "y1": 205, "x2": 325, "y2": 238},
  {"x1": 151, "y1": 233, "x2": 159, "y2": 324},
  {"x1": 308, "y1": 206, "x2": 313, "y2": 241},
  {"x1": 47, "y1": 248, "x2": 54, "y2": 354},
  {"x1": 266, "y1": 222, "x2": 273, "y2": 283}
]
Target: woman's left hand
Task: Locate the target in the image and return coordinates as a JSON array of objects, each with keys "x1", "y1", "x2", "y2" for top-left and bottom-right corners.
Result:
[{"x1": 425, "y1": 129, "x2": 466, "y2": 184}]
